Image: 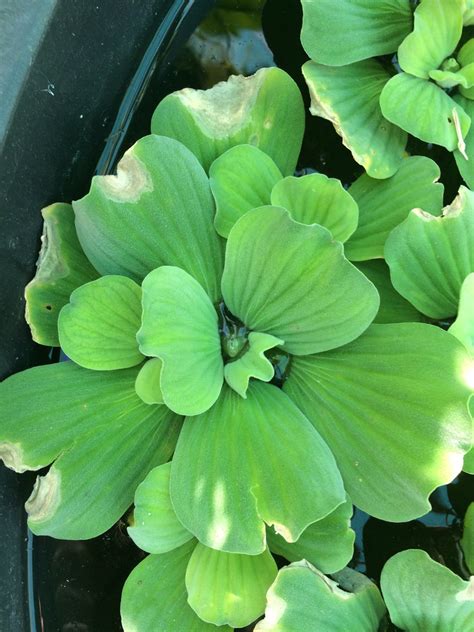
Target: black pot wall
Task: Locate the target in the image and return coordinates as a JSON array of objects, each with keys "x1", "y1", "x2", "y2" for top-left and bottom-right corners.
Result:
[{"x1": 0, "y1": 2, "x2": 213, "y2": 629}]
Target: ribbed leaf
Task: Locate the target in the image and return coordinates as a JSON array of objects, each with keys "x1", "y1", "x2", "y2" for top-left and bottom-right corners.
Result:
[
  {"x1": 170, "y1": 383, "x2": 345, "y2": 555},
  {"x1": 345, "y1": 156, "x2": 444, "y2": 261},
  {"x1": 121, "y1": 541, "x2": 231, "y2": 632},
  {"x1": 0, "y1": 362, "x2": 181, "y2": 538},
  {"x1": 58, "y1": 276, "x2": 143, "y2": 370},
  {"x1": 137, "y1": 266, "x2": 223, "y2": 416},
  {"x1": 267, "y1": 499, "x2": 354, "y2": 575},
  {"x1": 381, "y1": 550, "x2": 474, "y2": 631},
  {"x1": 449, "y1": 273, "x2": 474, "y2": 354},
  {"x1": 398, "y1": 0, "x2": 463, "y2": 78},
  {"x1": 385, "y1": 186, "x2": 474, "y2": 318},
  {"x1": 448, "y1": 273, "x2": 474, "y2": 474},
  {"x1": 24, "y1": 203, "x2": 99, "y2": 346},
  {"x1": 221, "y1": 206, "x2": 379, "y2": 355},
  {"x1": 300, "y1": 0, "x2": 412, "y2": 66},
  {"x1": 73, "y1": 135, "x2": 223, "y2": 302},
  {"x1": 284, "y1": 324, "x2": 472, "y2": 521},
  {"x1": 255, "y1": 563, "x2": 386, "y2": 632},
  {"x1": 210, "y1": 144, "x2": 282, "y2": 238},
  {"x1": 380, "y1": 73, "x2": 470, "y2": 151},
  {"x1": 151, "y1": 67, "x2": 305, "y2": 176},
  {"x1": 28, "y1": 403, "x2": 179, "y2": 539},
  {"x1": 454, "y1": 95, "x2": 474, "y2": 187},
  {"x1": 128, "y1": 462, "x2": 193, "y2": 554},
  {"x1": 134, "y1": 358, "x2": 164, "y2": 405},
  {"x1": 224, "y1": 332, "x2": 282, "y2": 398},
  {"x1": 186, "y1": 543, "x2": 277, "y2": 628},
  {"x1": 271, "y1": 173, "x2": 358, "y2": 242},
  {"x1": 355, "y1": 261, "x2": 425, "y2": 324},
  {"x1": 0, "y1": 362, "x2": 145, "y2": 471},
  {"x1": 461, "y1": 503, "x2": 474, "y2": 573},
  {"x1": 302, "y1": 60, "x2": 407, "y2": 179}
]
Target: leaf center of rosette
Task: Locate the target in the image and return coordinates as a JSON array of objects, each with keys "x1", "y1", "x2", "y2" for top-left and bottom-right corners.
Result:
[
  {"x1": 441, "y1": 57, "x2": 460, "y2": 74},
  {"x1": 218, "y1": 302, "x2": 249, "y2": 359},
  {"x1": 217, "y1": 302, "x2": 291, "y2": 398}
]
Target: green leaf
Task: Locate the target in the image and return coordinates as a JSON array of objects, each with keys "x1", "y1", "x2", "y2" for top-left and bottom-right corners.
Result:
[
  {"x1": 137, "y1": 266, "x2": 223, "y2": 416},
  {"x1": 345, "y1": 156, "x2": 444, "y2": 261},
  {"x1": 303, "y1": 60, "x2": 407, "y2": 179},
  {"x1": 398, "y1": 0, "x2": 463, "y2": 79},
  {"x1": 128, "y1": 462, "x2": 193, "y2": 554},
  {"x1": 170, "y1": 383, "x2": 345, "y2": 555},
  {"x1": 379, "y1": 73, "x2": 471, "y2": 152},
  {"x1": 221, "y1": 206, "x2": 379, "y2": 355},
  {"x1": 454, "y1": 95, "x2": 474, "y2": 187},
  {"x1": 355, "y1": 261, "x2": 425, "y2": 324},
  {"x1": 0, "y1": 361, "x2": 181, "y2": 538},
  {"x1": 385, "y1": 186, "x2": 474, "y2": 318},
  {"x1": 270, "y1": 174, "x2": 358, "y2": 242},
  {"x1": 465, "y1": 445, "x2": 474, "y2": 474},
  {"x1": 151, "y1": 68, "x2": 305, "y2": 176},
  {"x1": 58, "y1": 275, "x2": 143, "y2": 370},
  {"x1": 381, "y1": 549, "x2": 474, "y2": 631},
  {"x1": 283, "y1": 324, "x2": 472, "y2": 521},
  {"x1": 255, "y1": 563, "x2": 386, "y2": 632},
  {"x1": 462, "y1": 503, "x2": 474, "y2": 574},
  {"x1": 448, "y1": 274, "x2": 474, "y2": 475},
  {"x1": 210, "y1": 144, "x2": 282, "y2": 238},
  {"x1": 462, "y1": 1, "x2": 474, "y2": 25},
  {"x1": 267, "y1": 499, "x2": 355, "y2": 575},
  {"x1": 121, "y1": 541, "x2": 231, "y2": 632},
  {"x1": 73, "y1": 135, "x2": 224, "y2": 302},
  {"x1": 449, "y1": 273, "x2": 474, "y2": 353},
  {"x1": 24, "y1": 203, "x2": 99, "y2": 346},
  {"x1": 429, "y1": 67, "x2": 473, "y2": 90},
  {"x1": 134, "y1": 358, "x2": 164, "y2": 405},
  {"x1": 0, "y1": 362, "x2": 139, "y2": 471},
  {"x1": 300, "y1": 0, "x2": 412, "y2": 66},
  {"x1": 186, "y1": 543, "x2": 277, "y2": 628},
  {"x1": 224, "y1": 332, "x2": 282, "y2": 398}
]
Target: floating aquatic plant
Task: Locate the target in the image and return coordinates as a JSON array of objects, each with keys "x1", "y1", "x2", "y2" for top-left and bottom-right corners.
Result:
[
  {"x1": 257, "y1": 550, "x2": 474, "y2": 631},
  {"x1": 301, "y1": 0, "x2": 474, "y2": 183},
  {"x1": 0, "y1": 66, "x2": 473, "y2": 629}
]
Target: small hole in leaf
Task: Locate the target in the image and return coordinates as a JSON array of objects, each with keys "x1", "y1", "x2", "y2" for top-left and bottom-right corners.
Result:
[
  {"x1": 45, "y1": 305, "x2": 52, "y2": 311},
  {"x1": 448, "y1": 117, "x2": 452, "y2": 123}
]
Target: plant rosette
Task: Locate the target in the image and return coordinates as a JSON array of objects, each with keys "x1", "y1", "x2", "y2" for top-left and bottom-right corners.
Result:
[
  {"x1": 256, "y1": 550, "x2": 474, "y2": 631},
  {"x1": 301, "y1": 0, "x2": 474, "y2": 184},
  {"x1": 0, "y1": 67, "x2": 472, "y2": 628}
]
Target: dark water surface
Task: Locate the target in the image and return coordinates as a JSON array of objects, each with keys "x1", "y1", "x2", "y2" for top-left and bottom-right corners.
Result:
[{"x1": 30, "y1": 1, "x2": 474, "y2": 630}]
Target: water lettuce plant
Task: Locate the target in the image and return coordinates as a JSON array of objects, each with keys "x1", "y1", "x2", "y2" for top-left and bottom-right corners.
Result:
[
  {"x1": 257, "y1": 550, "x2": 474, "y2": 631},
  {"x1": 0, "y1": 65, "x2": 473, "y2": 629},
  {"x1": 301, "y1": 0, "x2": 474, "y2": 183}
]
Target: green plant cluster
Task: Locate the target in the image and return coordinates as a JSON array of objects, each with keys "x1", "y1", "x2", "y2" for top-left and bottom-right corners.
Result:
[
  {"x1": 0, "y1": 4, "x2": 474, "y2": 631},
  {"x1": 301, "y1": 0, "x2": 474, "y2": 186}
]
